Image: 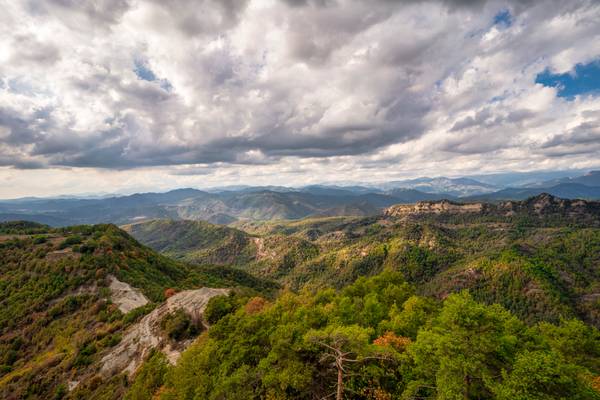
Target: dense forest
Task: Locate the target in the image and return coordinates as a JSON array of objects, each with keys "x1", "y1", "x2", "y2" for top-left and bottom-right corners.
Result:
[
  {"x1": 136, "y1": 272, "x2": 600, "y2": 399},
  {"x1": 1, "y1": 195, "x2": 600, "y2": 399}
]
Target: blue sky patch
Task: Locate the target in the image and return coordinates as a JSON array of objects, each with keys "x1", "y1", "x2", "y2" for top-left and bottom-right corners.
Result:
[
  {"x1": 493, "y1": 9, "x2": 512, "y2": 27},
  {"x1": 133, "y1": 59, "x2": 173, "y2": 91},
  {"x1": 535, "y1": 60, "x2": 600, "y2": 99},
  {"x1": 134, "y1": 59, "x2": 157, "y2": 81}
]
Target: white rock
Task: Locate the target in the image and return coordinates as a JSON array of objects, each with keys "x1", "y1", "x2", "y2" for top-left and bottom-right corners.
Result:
[
  {"x1": 108, "y1": 275, "x2": 149, "y2": 313},
  {"x1": 100, "y1": 287, "x2": 229, "y2": 377}
]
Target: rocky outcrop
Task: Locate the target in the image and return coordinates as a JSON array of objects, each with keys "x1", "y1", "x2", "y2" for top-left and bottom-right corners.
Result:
[
  {"x1": 100, "y1": 287, "x2": 229, "y2": 377},
  {"x1": 384, "y1": 199, "x2": 485, "y2": 217},
  {"x1": 497, "y1": 193, "x2": 600, "y2": 218},
  {"x1": 108, "y1": 275, "x2": 149, "y2": 313},
  {"x1": 384, "y1": 194, "x2": 600, "y2": 223}
]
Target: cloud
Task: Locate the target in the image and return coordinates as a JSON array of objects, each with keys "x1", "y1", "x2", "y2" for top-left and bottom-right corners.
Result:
[{"x1": 1, "y1": 0, "x2": 600, "y2": 196}]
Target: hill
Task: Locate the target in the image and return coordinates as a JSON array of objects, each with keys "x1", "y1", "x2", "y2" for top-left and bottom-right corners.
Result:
[
  {"x1": 0, "y1": 222, "x2": 276, "y2": 399},
  {"x1": 130, "y1": 195, "x2": 600, "y2": 328},
  {"x1": 4, "y1": 192, "x2": 600, "y2": 399},
  {"x1": 122, "y1": 220, "x2": 256, "y2": 266}
]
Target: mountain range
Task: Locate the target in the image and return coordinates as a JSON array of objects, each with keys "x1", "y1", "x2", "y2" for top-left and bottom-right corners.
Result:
[
  {"x1": 2, "y1": 193, "x2": 600, "y2": 399},
  {"x1": 1, "y1": 170, "x2": 600, "y2": 226}
]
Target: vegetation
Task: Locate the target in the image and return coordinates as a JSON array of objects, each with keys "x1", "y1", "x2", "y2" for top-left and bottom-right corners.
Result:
[
  {"x1": 131, "y1": 206, "x2": 600, "y2": 328},
  {"x1": 160, "y1": 309, "x2": 201, "y2": 341},
  {"x1": 3, "y1": 194, "x2": 600, "y2": 399},
  {"x1": 0, "y1": 222, "x2": 276, "y2": 399},
  {"x1": 126, "y1": 272, "x2": 600, "y2": 399}
]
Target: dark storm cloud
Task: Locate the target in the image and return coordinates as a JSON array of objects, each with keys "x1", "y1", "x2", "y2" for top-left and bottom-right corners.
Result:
[{"x1": 0, "y1": 107, "x2": 47, "y2": 146}]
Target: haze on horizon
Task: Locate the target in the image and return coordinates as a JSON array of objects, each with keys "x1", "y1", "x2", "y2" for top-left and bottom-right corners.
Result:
[{"x1": 2, "y1": 0, "x2": 600, "y2": 198}]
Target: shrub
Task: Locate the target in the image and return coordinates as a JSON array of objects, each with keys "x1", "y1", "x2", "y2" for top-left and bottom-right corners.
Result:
[
  {"x1": 59, "y1": 235, "x2": 83, "y2": 249},
  {"x1": 160, "y1": 309, "x2": 201, "y2": 341},
  {"x1": 204, "y1": 295, "x2": 235, "y2": 324}
]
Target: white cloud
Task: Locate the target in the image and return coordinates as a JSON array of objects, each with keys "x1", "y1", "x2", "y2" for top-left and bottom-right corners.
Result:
[{"x1": 1, "y1": 0, "x2": 600, "y2": 197}]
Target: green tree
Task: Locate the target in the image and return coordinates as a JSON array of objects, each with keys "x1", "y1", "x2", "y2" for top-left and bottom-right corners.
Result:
[
  {"x1": 408, "y1": 291, "x2": 523, "y2": 399},
  {"x1": 125, "y1": 351, "x2": 169, "y2": 400},
  {"x1": 305, "y1": 325, "x2": 393, "y2": 400},
  {"x1": 494, "y1": 351, "x2": 600, "y2": 400}
]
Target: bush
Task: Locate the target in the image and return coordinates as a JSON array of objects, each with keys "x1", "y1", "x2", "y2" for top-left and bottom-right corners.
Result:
[
  {"x1": 160, "y1": 309, "x2": 201, "y2": 341},
  {"x1": 59, "y1": 235, "x2": 83, "y2": 249},
  {"x1": 204, "y1": 295, "x2": 235, "y2": 324},
  {"x1": 33, "y1": 235, "x2": 47, "y2": 244},
  {"x1": 54, "y1": 383, "x2": 67, "y2": 400},
  {"x1": 73, "y1": 342, "x2": 97, "y2": 367},
  {"x1": 123, "y1": 303, "x2": 156, "y2": 325}
]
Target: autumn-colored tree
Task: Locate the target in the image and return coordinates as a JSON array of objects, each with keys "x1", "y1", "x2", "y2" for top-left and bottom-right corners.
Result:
[
  {"x1": 163, "y1": 288, "x2": 176, "y2": 299},
  {"x1": 244, "y1": 296, "x2": 268, "y2": 314},
  {"x1": 592, "y1": 376, "x2": 600, "y2": 393},
  {"x1": 373, "y1": 331, "x2": 411, "y2": 351}
]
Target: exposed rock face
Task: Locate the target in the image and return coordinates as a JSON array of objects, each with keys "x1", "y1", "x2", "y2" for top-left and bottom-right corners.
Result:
[
  {"x1": 384, "y1": 199, "x2": 484, "y2": 217},
  {"x1": 497, "y1": 193, "x2": 599, "y2": 217},
  {"x1": 100, "y1": 287, "x2": 229, "y2": 377},
  {"x1": 384, "y1": 194, "x2": 600, "y2": 223},
  {"x1": 108, "y1": 275, "x2": 149, "y2": 313}
]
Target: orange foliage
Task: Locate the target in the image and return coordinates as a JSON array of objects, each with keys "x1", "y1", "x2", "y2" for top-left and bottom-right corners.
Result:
[
  {"x1": 244, "y1": 297, "x2": 268, "y2": 315},
  {"x1": 592, "y1": 376, "x2": 600, "y2": 393},
  {"x1": 152, "y1": 386, "x2": 169, "y2": 399},
  {"x1": 373, "y1": 331, "x2": 411, "y2": 351},
  {"x1": 164, "y1": 288, "x2": 177, "y2": 299}
]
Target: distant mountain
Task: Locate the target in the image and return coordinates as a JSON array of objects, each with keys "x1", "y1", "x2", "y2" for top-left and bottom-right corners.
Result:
[
  {"x1": 300, "y1": 184, "x2": 377, "y2": 195},
  {"x1": 4, "y1": 170, "x2": 600, "y2": 226},
  {"x1": 384, "y1": 188, "x2": 455, "y2": 202},
  {"x1": 376, "y1": 177, "x2": 498, "y2": 197},
  {"x1": 529, "y1": 170, "x2": 600, "y2": 188},
  {"x1": 0, "y1": 187, "x2": 440, "y2": 226},
  {"x1": 466, "y1": 183, "x2": 600, "y2": 201},
  {"x1": 0, "y1": 213, "x2": 73, "y2": 226},
  {"x1": 468, "y1": 169, "x2": 586, "y2": 187}
]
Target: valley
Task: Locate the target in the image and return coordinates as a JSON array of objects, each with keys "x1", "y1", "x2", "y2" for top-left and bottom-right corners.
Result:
[{"x1": 2, "y1": 194, "x2": 599, "y2": 399}]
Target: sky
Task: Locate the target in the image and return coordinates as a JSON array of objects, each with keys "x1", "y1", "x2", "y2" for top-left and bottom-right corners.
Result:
[{"x1": 1, "y1": 0, "x2": 600, "y2": 198}]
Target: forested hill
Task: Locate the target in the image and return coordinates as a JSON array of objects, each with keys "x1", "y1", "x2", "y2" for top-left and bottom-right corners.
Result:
[
  {"x1": 127, "y1": 272, "x2": 600, "y2": 399},
  {"x1": 2, "y1": 193, "x2": 600, "y2": 399},
  {"x1": 0, "y1": 222, "x2": 276, "y2": 399},
  {"x1": 128, "y1": 195, "x2": 600, "y2": 329}
]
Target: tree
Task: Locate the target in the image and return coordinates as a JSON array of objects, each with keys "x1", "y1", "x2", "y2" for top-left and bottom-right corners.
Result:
[
  {"x1": 125, "y1": 351, "x2": 169, "y2": 400},
  {"x1": 408, "y1": 291, "x2": 523, "y2": 399},
  {"x1": 494, "y1": 351, "x2": 600, "y2": 400},
  {"x1": 305, "y1": 325, "x2": 393, "y2": 400}
]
